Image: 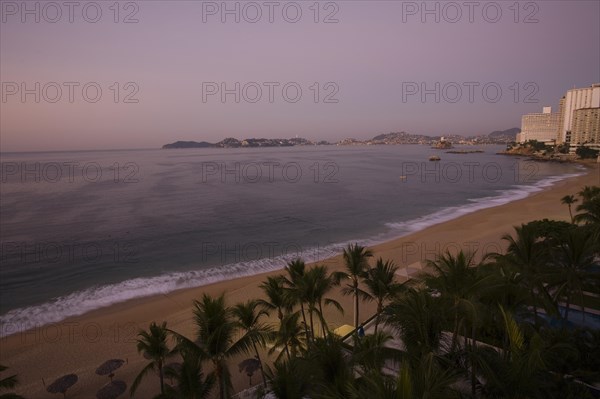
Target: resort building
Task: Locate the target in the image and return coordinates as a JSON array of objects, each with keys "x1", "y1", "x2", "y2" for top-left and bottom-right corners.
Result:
[
  {"x1": 570, "y1": 107, "x2": 600, "y2": 150},
  {"x1": 556, "y1": 83, "x2": 600, "y2": 145},
  {"x1": 518, "y1": 106, "x2": 560, "y2": 144}
]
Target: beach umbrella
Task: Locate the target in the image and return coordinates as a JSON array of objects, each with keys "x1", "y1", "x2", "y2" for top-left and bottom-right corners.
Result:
[
  {"x1": 96, "y1": 380, "x2": 127, "y2": 399},
  {"x1": 238, "y1": 358, "x2": 261, "y2": 386},
  {"x1": 95, "y1": 359, "x2": 125, "y2": 381},
  {"x1": 46, "y1": 373, "x2": 78, "y2": 398},
  {"x1": 165, "y1": 362, "x2": 182, "y2": 385},
  {"x1": 165, "y1": 362, "x2": 182, "y2": 373}
]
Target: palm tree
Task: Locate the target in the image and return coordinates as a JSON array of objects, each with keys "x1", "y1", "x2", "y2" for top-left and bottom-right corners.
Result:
[
  {"x1": 354, "y1": 355, "x2": 461, "y2": 399},
  {"x1": 161, "y1": 349, "x2": 216, "y2": 399},
  {"x1": 363, "y1": 258, "x2": 405, "y2": 333},
  {"x1": 475, "y1": 262, "x2": 530, "y2": 349},
  {"x1": 258, "y1": 276, "x2": 290, "y2": 321},
  {"x1": 270, "y1": 311, "x2": 307, "y2": 363},
  {"x1": 131, "y1": 321, "x2": 172, "y2": 397},
  {"x1": 420, "y1": 251, "x2": 489, "y2": 352},
  {"x1": 537, "y1": 327, "x2": 594, "y2": 394},
  {"x1": 0, "y1": 365, "x2": 24, "y2": 399},
  {"x1": 303, "y1": 265, "x2": 343, "y2": 339},
  {"x1": 186, "y1": 293, "x2": 253, "y2": 399},
  {"x1": 578, "y1": 185, "x2": 600, "y2": 201},
  {"x1": 352, "y1": 331, "x2": 401, "y2": 375},
  {"x1": 282, "y1": 259, "x2": 311, "y2": 340},
  {"x1": 231, "y1": 299, "x2": 274, "y2": 388},
  {"x1": 383, "y1": 288, "x2": 445, "y2": 362},
  {"x1": 575, "y1": 195, "x2": 600, "y2": 251},
  {"x1": 334, "y1": 243, "x2": 373, "y2": 328},
  {"x1": 574, "y1": 195, "x2": 600, "y2": 225},
  {"x1": 306, "y1": 335, "x2": 354, "y2": 397},
  {"x1": 473, "y1": 307, "x2": 557, "y2": 398},
  {"x1": 561, "y1": 195, "x2": 578, "y2": 224},
  {"x1": 401, "y1": 356, "x2": 461, "y2": 399},
  {"x1": 552, "y1": 228, "x2": 599, "y2": 322},
  {"x1": 576, "y1": 186, "x2": 600, "y2": 237},
  {"x1": 498, "y1": 224, "x2": 555, "y2": 321},
  {"x1": 264, "y1": 357, "x2": 312, "y2": 399}
]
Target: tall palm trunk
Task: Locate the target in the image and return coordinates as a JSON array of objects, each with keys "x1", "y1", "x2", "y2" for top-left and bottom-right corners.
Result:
[
  {"x1": 451, "y1": 306, "x2": 460, "y2": 352},
  {"x1": 253, "y1": 342, "x2": 267, "y2": 388},
  {"x1": 568, "y1": 204, "x2": 574, "y2": 224},
  {"x1": 158, "y1": 360, "x2": 164, "y2": 394},
  {"x1": 214, "y1": 360, "x2": 224, "y2": 399},
  {"x1": 374, "y1": 301, "x2": 383, "y2": 334},
  {"x1": 299, "y1": 303, "x2": 310, "y2": 342},
  {"x1": 531, "y1": 287, "x2": 539, "y2": 322},
  {"x1": 353, "y1": 279, "x2": 359, "y2": 328},
  {"x1": 309, "y1": 308, "x2": 315, "y2": 341},
  {"x1": 470, "y1": 324, "x2": 477, "y2": 397},
  {"x1": 319, "y1": 302, "x2": 327, "y2": 337}
]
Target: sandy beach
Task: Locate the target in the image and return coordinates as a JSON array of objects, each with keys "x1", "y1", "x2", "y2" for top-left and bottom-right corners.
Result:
[{"x1": 1, "y1": 163, "x2": 598, "y2": 398}]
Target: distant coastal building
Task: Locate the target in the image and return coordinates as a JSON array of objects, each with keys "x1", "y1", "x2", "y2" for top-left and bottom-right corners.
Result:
[
  {"x1": 556, "y1": 83, "x2": 600, "y2": 146},
  {"x1": 556, "y1": 96, "x2": 567, "y2": 144},
  {"x1": 571, "y1": 107, "x2": 600, "y2": 149},
  {"x1": 518, "y1": 106, "x2": 559, "y2": 144}
]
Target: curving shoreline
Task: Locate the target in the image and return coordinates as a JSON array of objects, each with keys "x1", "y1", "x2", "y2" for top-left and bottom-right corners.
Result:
[
  {"x1": 0, "y1": 169, "x2": 587, "y2": 336},
  {"x1": 0, "y1": 165, "x2": 598, "y2": 398}
]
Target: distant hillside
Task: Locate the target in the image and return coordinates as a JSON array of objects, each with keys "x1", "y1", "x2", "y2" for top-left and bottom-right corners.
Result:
[
  {"x1": 162, "y1": 139, "x2": 240, "y2": 149},
  {"x1": 162, "y1": 141, "x2": 216, "y2": 149},
  {"x1": 370, "y1": 131, "x2": 438, "y2": 144},
  {"x1": 372, "y1": 131, "x2": 420, "y2": 141},
  {"x1": 162, "y1": 137, "x2": 318, "y2": 149},
  {"x1": 488, "y1": 128, "x2": 520, "y2": 140}
]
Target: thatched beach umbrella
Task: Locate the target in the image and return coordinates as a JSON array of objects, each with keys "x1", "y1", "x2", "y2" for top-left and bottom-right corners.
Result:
[
  {"x1": 165, "y1": 362, "x2": 182, "y2": 373},
  {"x1": 96, "y1": 380, "x2": 127, "y2": 399},
  {"x1": 165, "y1": 362, "x2": 182, "y2": 385},
  {"x1": 238, "y1": 358, "x2": 261, "y2": 386},
  {"x1": 46, "y1": 373, "x2": 78, "y2": 398},
  {"x1": 95, "y1": 359, "x2": 125, "y2": 381}
]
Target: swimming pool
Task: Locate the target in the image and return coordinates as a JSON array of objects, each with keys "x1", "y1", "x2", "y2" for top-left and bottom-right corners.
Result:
[{"x1": 540, "y1": 307, "x2": 600, "y2": 330}]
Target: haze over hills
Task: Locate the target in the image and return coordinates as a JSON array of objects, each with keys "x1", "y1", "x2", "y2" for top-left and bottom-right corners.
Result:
[
  {"x1": 488, "y1": 128, "x2": 521, "y2": 140},
  {"x1": 162, "y1": 128, "x2": 520, "y2": 149}
]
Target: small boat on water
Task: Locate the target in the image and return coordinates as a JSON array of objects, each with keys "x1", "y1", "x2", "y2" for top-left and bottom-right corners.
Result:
[{"x1": 429, "y1": 155, "x2": 441, "y2": 161}]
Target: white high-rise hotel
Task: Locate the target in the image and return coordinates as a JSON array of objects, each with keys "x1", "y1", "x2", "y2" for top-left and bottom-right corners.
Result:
[
  {"x1": 518, "y1": 107, "x2": 560, "y2": 144},
  {"x1": 557, "y1": 83, "x2": 600, "y2": 148}
]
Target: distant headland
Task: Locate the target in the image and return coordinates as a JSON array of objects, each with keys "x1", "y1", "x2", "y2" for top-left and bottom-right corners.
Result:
[{"x1": 162, "y1": 128, "x2": 520, "y2": 149}]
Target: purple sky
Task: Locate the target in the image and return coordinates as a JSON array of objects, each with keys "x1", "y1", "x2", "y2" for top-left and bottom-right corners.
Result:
[{"x1": 1, "y1": 0, "x2": 599, "y2": 151}]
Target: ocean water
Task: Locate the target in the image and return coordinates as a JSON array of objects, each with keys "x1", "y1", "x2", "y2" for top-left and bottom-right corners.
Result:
[{"x1": 0, "y1": 145, "x2": 585, "y2": 335}]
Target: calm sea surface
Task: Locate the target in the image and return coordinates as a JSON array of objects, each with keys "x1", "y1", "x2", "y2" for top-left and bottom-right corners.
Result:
[{"x1": 0, "y1": 145, "x2": 585, "y2": 333}]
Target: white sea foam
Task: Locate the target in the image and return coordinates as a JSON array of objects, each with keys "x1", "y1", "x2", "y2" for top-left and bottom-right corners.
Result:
[
  {"x1": 0, "y1": 241, "x2": 352, "y2": 337},
  {"x1": 384, "y1": 172, "x2": 585, "y2": 235},
  {"x1": 0, "y1": 171, "x2": 585, "y2": 337}
]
